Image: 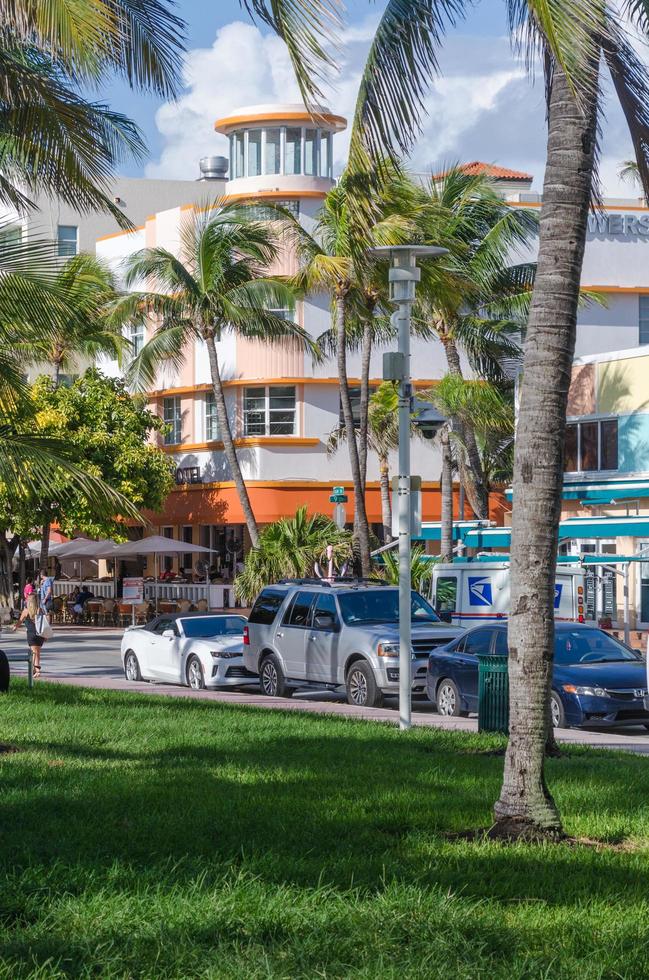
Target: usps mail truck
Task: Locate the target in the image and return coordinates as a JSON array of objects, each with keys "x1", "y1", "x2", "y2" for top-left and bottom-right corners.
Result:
[{"x1": 431, "y1": 560, "x2": 586, "y2": 627}]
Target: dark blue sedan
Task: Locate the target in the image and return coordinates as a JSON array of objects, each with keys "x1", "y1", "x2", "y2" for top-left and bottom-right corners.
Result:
[{"x1": 426, "y1": 622, "x2": 648, "y2": 729}]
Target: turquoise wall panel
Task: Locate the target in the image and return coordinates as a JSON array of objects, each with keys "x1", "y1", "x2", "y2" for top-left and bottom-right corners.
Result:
[{"x1": 618, "y1": 413, "x2": 649, "y2": 473}]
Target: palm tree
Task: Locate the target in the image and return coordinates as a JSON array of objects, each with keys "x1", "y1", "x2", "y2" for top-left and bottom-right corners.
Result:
[
  {"x1": 116, "y1": 204, "x2": 313, "y2": 549},
  {"x1": 327, "y1": 381, "x2": 401, "y2": 544},
  {"x1": 257, "y1": 0, "x2": 649, "y2": 840},
  {"x1": 412, "y1": 167, "x2": 536, "y2": 519},
  {"x1": 379, "y1": 544, "x2": 434, "y2": 593},
  {"x1": 1, "y1": 0, "x2": 184, "y2": 221},
  {"x1": 12, "y1": 254, "x2": 128, "y2": 387},
  {"x1": 234, "y1": 506, "x2": 353, "y2": 605}
]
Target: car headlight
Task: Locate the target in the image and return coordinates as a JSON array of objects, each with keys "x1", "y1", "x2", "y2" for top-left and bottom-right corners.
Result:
[
  {"x1": 562, "y1": 684, "x2": 610, "y2": 698},
  {"x1": 377, "y1": 642, "x2": 400, "y2": 658},
  {"x1": 210, "y1": 650, "x2": 239, "y2": 659}
]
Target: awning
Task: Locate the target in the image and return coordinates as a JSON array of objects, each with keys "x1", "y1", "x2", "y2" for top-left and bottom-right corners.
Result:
[
  {"x1": 416, "y1": 521, "x2": 486, "y2": 542},
  {"x1": 460, "y1": 515, "x2": 649, "y2": 550},
  {"x1": 506, "y1": 477, "x2": 649, "y2": 504}
]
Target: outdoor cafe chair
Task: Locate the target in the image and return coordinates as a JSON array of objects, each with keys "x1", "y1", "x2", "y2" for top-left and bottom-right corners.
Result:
[
  {"x1": 116, "y1": 602, "x2": 133, "y2": 627},
  {"x1": 102, "y1": 598, "x2": 116, "y2": 626},
  {"x1": 86, "y1": 600, "x2": 104, "y2": 626},
  {"x1": 196, "y1": 598, "x2": 209, "y2": 612},
  {"x1": 134, "y1": 602, "x2": 150, "y2": 624},
  {"x1": 177, "y1": 599, "x2": 192, "y2": 615}
]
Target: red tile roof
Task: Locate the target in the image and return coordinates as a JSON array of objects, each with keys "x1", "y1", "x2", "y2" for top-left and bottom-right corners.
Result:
[{"x1": 437, "y1": 162, "x2": 533, "y2": 181}]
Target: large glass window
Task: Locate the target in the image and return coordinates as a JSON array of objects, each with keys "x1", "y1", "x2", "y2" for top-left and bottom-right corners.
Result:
[
  {"x1": 339, "y1": 385, "x2": 377, "y2": 427},
  {"x1": 320, "y1": 132, "x2": 332, "y2": 177},
  {"x1": 163, "y1": 396, "x2": 182, "y2": 445},
  {"x1": 57, "y1": 225, "x2": 78, "y2": 257},
  {"x1": 243, "y1": 385, "x2": 296, "y2": 436},
  {"x1": 285, "y1": 127, "x2": 302, "y2": 175},
  {"x1": 264, "y1": 128, "x2": 281, "y2": 175},
  {"x1": 233, "y1": 132, "x2": 244, "y2": 178},
  {"x1": 247, "y1": 130, "x2": 261, "y2": 177},
  {"x1": 205, "y1": 393, "x2": 219, "y2": 441},
  {"x1": 304, "y1": 128, "x2": 318, "y2": 175},
  {"x1": 564, "y1": 419, "x2": 618, "y2": 472},
  {"x1": 640, "y1": 294, "x2": 649, "y2": 345}
]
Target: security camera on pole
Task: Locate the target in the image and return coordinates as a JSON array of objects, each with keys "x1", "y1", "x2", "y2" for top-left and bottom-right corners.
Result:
[{"x1": 369, "y1": 245, "x2": 448, "y2": 731}]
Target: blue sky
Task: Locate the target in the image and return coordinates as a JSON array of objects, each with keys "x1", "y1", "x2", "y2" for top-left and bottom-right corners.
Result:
[{"x1": 99, "y1": 0, "x2": 634, "y2": 195}]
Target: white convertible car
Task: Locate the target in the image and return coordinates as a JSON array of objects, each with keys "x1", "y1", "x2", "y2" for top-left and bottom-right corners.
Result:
[{"x1": 121, "y1": 612, "x2": 257, "y2": 690}]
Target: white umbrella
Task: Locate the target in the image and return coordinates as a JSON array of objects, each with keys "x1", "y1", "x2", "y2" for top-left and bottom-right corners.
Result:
[
  {"x1": 56, "y1": 538, "x2": 119, "y2": 559},
  {"x1": 99, "y1": 535, "x2": 212, "y2": 611}
]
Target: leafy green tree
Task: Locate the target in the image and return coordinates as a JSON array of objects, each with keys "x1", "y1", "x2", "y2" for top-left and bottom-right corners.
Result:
[
  {"x1": 116, "y1": 204, "x2": 312, "y2": 549},
  {"x1": 378, "y1": 543, "x2": 434, "y2": 594},
  {"x1": 234, "y1": 506, "x2": 353, "y2": 605}
]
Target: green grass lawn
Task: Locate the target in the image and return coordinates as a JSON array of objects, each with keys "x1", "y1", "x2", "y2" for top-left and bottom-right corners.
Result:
[{"x1": 2, "y1": 682, "x2": 649, "y2": 979}]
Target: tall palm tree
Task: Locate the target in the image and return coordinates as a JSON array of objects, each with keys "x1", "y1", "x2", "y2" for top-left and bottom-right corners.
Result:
[
  {"x1": 0, "y1": 0, "x2": 184, "y2": 220},
  {"x1": 412, "y1": 167, "x2": 536, "y2": 519},
  {"x1": 12, "y1": 254, "x2": 128, "y2": 387},
  {"x1": 116, "y1": 204, "x2": 313, "y2": 549},
  {"x1": 327, "y1": 381, "x2": 401, "y2": 544},
  {"x1": 258, "y1": 0, "x2": 649, "y2": 839}
]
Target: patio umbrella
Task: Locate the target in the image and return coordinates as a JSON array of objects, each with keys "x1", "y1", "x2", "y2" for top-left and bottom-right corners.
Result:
[
  {"x1": 55, "y1": 538, "x2": 120, "y2": 559},
  {"x1": 99, "y1": 536, "x2": 212, "y2": 611}
]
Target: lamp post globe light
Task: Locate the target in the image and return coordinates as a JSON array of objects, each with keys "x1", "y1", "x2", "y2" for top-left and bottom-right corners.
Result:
[{"x1": 369, "y1": 245, "x2": 449, "y2": 731}]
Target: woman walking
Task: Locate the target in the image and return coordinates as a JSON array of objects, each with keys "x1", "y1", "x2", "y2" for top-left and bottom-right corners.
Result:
[{"x1": 11, "y1": 594, "x2": 47, "y2": 677}]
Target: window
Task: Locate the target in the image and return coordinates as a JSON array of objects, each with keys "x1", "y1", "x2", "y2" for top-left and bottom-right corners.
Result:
[
  {"x1": 182, "y1": 525, "x2": 193, "y2": 572},
  {"x1": 0, "y1": 225, "x2": 22, "y2": 249},
  {"x1": 283, "y1": 590, "x2": 315, "y2": 627},
  {"x1": 435, "y1": 576, "x2": 457, "y2": 617},
  {"x1": 57, "y1": 225, "x2": 78, "y2": 257},
  {"x1": 129, "y1": 322, "x2": 144, "y2": 358},
  {"x1": 304, "y1": 128, "x2": 318, "y2": 175},
  {"x1": 311, "y1": 593, "x2": 339, "y2": 630},
  {"x1": 463, "y1": 628, "x2": 496, "y2": 656},
  {"x1": 564, "y1": 419, "x2": 618, "y2": 472},
  {"x1": 243, "y1": 385, "x2": 296, "y2": 436},
  {"x1": 320, "y1": 132, "x2": 332, "y2": 177},
  {"x1": 339, "y1": 386, "x2": 378, "y2": 427},
  {"x1": 249, "y1": 588, "x2": 286, "y2": 625},
  {"x1": 494, "y1": 630, "x2": 508, "y2": 656},
  {"x1": 640, "y1": 295, "x2": 649, "y2": 344},
  {"x1": 205, "y1": 393, "x2": 218, "y2": 441},
  {"x1": 248, "y1": 130, "x2": 261, "y2": 177},
  {"x1": 153, "y1": 617, "x2": 177, "y2": 635},
  {"x1": 232, "y1": 132, "x2": 244, "y2": 179},
  {"x1": 285, "y1": 128, "x2": 302, "y2": 175},
  {"x1": 163, "y1": 396, "x2": 182, "y2": 445},
  {"x1": 267, "y1": 306, "x2": 293, "y2": 321},
  {"x1": 264, "y1": 128, "x2": 281, "y2": 174},
  {"x1": 161, "y1": 526, "x2": 174, "y2": 572}
]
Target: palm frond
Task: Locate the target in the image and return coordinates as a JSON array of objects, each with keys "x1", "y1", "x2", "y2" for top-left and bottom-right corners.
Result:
[{"x1": 602, "y1": 21, "x2": 649, "y2": 200}]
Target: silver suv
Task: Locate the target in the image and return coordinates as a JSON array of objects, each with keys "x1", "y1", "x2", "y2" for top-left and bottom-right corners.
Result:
[{"x1": 243, "y1": 580, "x2": 463, "y2": 708}]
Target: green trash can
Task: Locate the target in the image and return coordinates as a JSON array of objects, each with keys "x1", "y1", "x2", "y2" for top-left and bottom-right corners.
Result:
[{"x1": 476, "y1": 654, "x2": 509, "y2": 734}]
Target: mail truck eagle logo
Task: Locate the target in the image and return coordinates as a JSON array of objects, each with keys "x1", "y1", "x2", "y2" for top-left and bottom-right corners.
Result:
[
  {"x1": 554, "y1": 584, "x2": 563, "y2": 609},
  {"x1": 468, "y1": 576, "x2": 493, "y2": 607}
]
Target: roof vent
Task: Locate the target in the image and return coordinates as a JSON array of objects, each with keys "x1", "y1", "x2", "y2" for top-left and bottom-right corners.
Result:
[{"x1": 198, "y1": 156, "x2": 228, "y2": 180}]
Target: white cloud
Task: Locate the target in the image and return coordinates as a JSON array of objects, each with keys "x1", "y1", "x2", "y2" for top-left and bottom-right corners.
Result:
[{"x1": 146, "y1": 17, "x2": 637, "y2": 198}]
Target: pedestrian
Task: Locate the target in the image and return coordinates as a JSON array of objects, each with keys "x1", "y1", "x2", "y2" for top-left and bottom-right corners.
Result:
[
  {"x1": 38, "y1": 569, "x2": 54, "y2": 615},
  {"x1": 23, "y1": 577, "x2": 34, "y2": 607},
  {"x1": 10, "y1": 594, "x2": 49, "y2": 678}
]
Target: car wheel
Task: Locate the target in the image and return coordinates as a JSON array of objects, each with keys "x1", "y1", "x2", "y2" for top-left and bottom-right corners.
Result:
[
  {"x1": 259, "y1": 654, "x2": 294, "y2": 698},
  {"x1": 186, "y1": 655, "x2": 205, "y2": 690},
  {"x1": 436, "y1": 679, "x2": 467, "y2": 717},
  {"x1": 550, "y1": 690, "x2": 567, "y2": 729},
  {"x1": 346, "y1": 660, "x2": 383, "y2": 708},
  {"x1": 124, "y1": 651, "x2": 141, "y2": 682}
]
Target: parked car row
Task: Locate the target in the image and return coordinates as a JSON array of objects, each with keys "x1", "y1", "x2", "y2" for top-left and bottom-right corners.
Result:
[{"x1": 121, "y1": 580, "x2": 649, "y2": 729}]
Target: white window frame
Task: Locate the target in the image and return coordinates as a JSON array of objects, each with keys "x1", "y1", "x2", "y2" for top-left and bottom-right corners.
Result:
[
  {"x1": 242, "y1": 384, "x2": 297, "y2": 437},
  {"x1": 163, "y1": 396, "x2": 182, "y2": 446},
  {"x1": 204, "y1": 392, "x2": 219, "y2": 442},
  {"x1": 128, "y1": 322, "x2": 144, "y2": 358}
]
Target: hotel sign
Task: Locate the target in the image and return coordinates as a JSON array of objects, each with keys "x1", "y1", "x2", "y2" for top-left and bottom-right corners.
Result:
[{"x1": 587, "y1": 213, "x2": 649, "y2": 237}]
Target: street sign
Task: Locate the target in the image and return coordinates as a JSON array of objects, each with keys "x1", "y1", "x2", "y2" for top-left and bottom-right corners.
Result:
[
  {"x1": 332, "y1": 486, "x2": 345, "y2": 495},
  {"x1": 329, "y1": 494, "x2": 348, "y2": 504}
]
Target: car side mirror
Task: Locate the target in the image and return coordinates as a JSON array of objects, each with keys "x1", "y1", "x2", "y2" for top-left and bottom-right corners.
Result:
[
  {"x1": 314, "y1": 612, "x2": 338, "y2": 631},
  {"x1": 162, "y1": 629, "x2": 175, "y2": 639}
]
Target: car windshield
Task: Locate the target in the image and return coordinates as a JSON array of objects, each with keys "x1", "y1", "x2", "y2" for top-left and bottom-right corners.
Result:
[
  {"x1": 554, "y1": 629, "x2": 642, "y2": 666},
  {"x1": 337, "y1": 589, "x2": 440, "y2": 626},
  {"x1": 180, "y1": 616, "x2": 247, "y2": 638}
]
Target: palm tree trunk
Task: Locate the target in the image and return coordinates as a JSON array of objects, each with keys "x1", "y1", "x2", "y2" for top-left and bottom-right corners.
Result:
[
  {"x1": 442, "y1": 337, "x2": 489, "y2": 519},
  {"x1": 336, "y1": 294, "x2": 371, "y2": 576},
  {"x1": 440, "y1": 428, "x2": 453, "y2": 562},
  {"x1": 493, "y1": 62, "x2": 598, "y2": 840},
  {"x1": 358, "y1": 318, "x2": 372, "y2": 489},
  {"x1": 39, "y1": 520, "x2": 51, "y2": 575},
  {"x1": 204, "y1": 332, "x2": 260, "y2": 549},
  {"x1": 379, "y1": 455, "x2": 392, "y2": 544}
]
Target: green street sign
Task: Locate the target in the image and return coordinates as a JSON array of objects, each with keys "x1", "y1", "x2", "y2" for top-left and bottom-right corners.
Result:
[
  {"x1": 329, "y1": 493, "x2": 348, "y2": 504},
  {"x1": 332, "y1": 486, "x2": 345, "y2": 495}
]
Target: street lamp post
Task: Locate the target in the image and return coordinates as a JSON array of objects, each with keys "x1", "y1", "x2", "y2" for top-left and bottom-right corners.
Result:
[{"x1": 369, "y1": 245, "x2": 448, "y2": 731}]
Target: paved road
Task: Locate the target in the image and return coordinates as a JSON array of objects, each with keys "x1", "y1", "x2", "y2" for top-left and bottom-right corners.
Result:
[{"x1": 4, "y1": 625, "x2": 649, "y2": 754}]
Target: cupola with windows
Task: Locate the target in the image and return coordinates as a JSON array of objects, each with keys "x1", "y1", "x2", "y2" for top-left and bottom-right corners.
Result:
[{"x1": 214, "y1": 103, "x2": 346, "y2": 199}]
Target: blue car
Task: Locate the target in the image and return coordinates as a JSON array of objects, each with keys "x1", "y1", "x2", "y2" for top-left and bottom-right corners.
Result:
[{"x1": 426, "y1": 622, "x2": 648, "y2": 729}]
